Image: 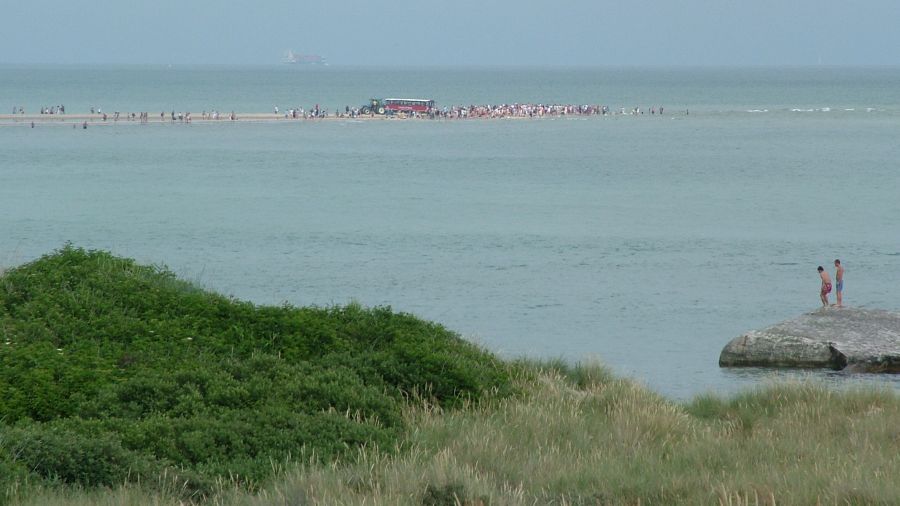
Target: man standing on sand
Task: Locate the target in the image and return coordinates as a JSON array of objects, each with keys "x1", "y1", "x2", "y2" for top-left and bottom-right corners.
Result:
[
  {"x1": 834, "y1": 259, "x2": 844, "y2": 307},
  {"x1": 817, "y1": 266, "x2": 832, "y2": 307}
]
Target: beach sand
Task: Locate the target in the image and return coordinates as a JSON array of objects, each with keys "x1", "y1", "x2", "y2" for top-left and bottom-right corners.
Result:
[{"x1": 0, "y1": 112, "x2": 413, "y2": 125}]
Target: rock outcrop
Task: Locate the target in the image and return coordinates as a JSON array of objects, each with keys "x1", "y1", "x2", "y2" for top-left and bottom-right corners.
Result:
[{"x1": 719, "y1": 307, "x2": 900, "y2": 373}]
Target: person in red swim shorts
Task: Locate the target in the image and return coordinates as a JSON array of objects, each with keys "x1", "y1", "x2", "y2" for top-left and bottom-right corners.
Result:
[{"x1": 817, "y1": 266, "x2": 832, "y2": 307}]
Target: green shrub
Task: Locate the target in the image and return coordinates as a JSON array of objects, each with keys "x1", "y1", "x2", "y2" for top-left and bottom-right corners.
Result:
[
  {"x1": 0, "y1": 245, "x2": 513, "y2": 497},
  {"x1": 2, "y1": 424, "x2": 152, "y2": 488}
]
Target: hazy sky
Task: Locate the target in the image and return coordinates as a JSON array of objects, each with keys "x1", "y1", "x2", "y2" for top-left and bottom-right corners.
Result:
[{"x1": 2, "y1": 0, "x2": 899, "y2": 66}]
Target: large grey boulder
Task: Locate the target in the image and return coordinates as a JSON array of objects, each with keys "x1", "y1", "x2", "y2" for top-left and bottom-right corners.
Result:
[{"x1": 719, "y1": 307, "x2": 900, "y2": 373}]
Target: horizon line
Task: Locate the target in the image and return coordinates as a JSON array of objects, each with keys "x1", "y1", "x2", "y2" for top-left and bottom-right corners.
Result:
[{"x1": 2, "y1": 62, "x2": 900, "y2": 69}]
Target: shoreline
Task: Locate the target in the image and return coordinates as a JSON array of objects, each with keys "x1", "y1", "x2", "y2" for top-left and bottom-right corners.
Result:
[
  {"x1": 0, "y1": 114, "x2": 640, "y2": 124},
  {"x1": 0, "y1": 105, "x2": 673, "y2": 126},
  {"x1": 0, "y1": 113, "x2": 671, "y2": 127},
  {"x1": 0, "y1": 113, "x2": 420, "y2": 125}
]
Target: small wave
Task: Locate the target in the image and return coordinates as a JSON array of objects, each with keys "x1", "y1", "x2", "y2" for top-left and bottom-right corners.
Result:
[
  {"x1": 490, "y1": 264, "x2": 529, "y2": 271},
  {"x1": 746, "y1": 109, "x2": 768, "y2": 113},
  {"x1": 526, "y1": 303, "x2": 564, "y2": 310},
  {"x1": 791, "y1": 108, "x2": 815, "y2": 112},
  {"x1": 820, "y1": 107, "x2": 831, "y2": 112},
  {"x1": 844, "y1": 108, "x2": 855, "y2": 111}
]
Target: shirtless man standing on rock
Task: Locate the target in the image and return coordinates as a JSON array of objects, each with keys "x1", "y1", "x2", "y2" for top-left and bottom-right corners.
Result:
[
  {"x1": 834, "y1": 259, "x2": 844, "y2": 307},
  {"x1": 817, "y1": 266, "x2": 832, "y2": 307}
]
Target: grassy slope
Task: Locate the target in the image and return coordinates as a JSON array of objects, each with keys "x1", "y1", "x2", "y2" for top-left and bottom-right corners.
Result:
[
  {"x1": 0, "y1": 246, "x2": 511, "y2": 499},
  {"x1": 10, "y1": 364, "x2": 900, "y2": 505},
  {"x1": 225, "y1": 363, "x2": 898, "y2": 506}
]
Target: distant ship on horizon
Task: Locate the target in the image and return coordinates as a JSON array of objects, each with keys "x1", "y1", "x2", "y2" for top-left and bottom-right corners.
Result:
[{"x1": 283, "y1": 50, "x2": 327, "y2": 65}]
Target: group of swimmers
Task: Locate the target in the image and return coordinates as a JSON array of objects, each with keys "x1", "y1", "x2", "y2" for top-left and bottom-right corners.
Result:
[
  {"x1": 263, "y1": 103, "x2": 669, "y2": 120},
  {"x1": 428, "y1": 103, "x2": 668, "y2": 119},
  {"x1": 113, "y1": 102, "x2": 671, "y2": 121},
  {"x1": 77, "y1": 110, "x2": 237, "y2": 122},
  {"x1": 817, "y1": 259, "x2": 845, "y2": 307},
  {"x1": 199, "y1": 111, "x2": 236, "y2": 120},
  {"x1": 10, "y1": 102, "x2": 676, "y2": 124},
  {"x1": 38, "y1": 105, "x2": 66, "y2": 115},
  {"x1": 274, "y1": 105, "x2": 332, "y2": 119}
]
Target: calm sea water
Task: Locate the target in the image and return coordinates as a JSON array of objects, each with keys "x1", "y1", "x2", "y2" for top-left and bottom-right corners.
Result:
[{"x1": 2, "y1": 66, "x2": 899, "y2": 399}]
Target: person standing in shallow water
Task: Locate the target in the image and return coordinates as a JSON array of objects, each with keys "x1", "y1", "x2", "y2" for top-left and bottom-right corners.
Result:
[
  {"x1": 834, "y1": 259, "x2": 844, "y2": 307},
  {"x1": 817, "y1": 266, "x2": 832, "y2": 307}
]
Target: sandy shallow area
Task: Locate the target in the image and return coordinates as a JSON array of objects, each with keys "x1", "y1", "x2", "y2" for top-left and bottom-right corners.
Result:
[{"x1": 0, "y1": 113, "x2": 422, "y2": 125}]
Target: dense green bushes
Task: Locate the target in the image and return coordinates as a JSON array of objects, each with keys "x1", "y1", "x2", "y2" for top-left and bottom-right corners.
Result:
[{"x1": 0, "y1": 246, "x2": 512, "y2": 497}]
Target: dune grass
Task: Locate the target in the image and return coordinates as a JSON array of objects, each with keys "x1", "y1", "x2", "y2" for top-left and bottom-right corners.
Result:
[
  {"x1": 227, "y1": 362, "x2": 898, "y2": 506},
  {"x1": 8, "y1": 362, "x2": 898, "y2": 506}
]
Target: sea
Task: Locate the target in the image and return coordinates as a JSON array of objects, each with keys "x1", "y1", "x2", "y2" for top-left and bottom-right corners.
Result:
[{"x1": 2, "y1": 65, "x2": 899, "y2": 400}]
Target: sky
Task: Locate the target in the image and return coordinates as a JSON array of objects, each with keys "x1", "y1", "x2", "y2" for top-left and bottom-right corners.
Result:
[{"x1": 1, "y1": 0, "x2": 899, "y2": 66}]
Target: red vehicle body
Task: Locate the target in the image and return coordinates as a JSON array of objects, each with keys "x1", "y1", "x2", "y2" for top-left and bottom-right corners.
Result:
[
  {"x1": 362, "y1": 98, "x2": 434, "y2": 115},
  {"x1": 383, "y1": 98, "x2": 434, "y2": 113}
]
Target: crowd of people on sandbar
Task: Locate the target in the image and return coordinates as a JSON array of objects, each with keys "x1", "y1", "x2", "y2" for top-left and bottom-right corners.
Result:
[
  {"x1": 265, "y1": 103, "x2": 670, "y2": 120},
  {"x1": 275, "y1": 105, "x2": 331, "y2": 119},
  {"x1": 39, "y1": 105, "x2": 65, "y2": 114},
  {"x1": 430, "y1": 103, "x2": 666, "y2": 119},
  {"x1": 9, "y1": 105, "x2": 68, "y2": 115},
  {"x1": 9, "y1": 102, "x2": 680, "y2": 123}
]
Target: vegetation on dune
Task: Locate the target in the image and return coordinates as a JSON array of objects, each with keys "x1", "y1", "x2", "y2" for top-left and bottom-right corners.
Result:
[
  {"x1": 2, "y1": 246, "x2": 899, "y2": 505},
  {"x1": 11, "y1": 363, "x2": 898, "y2": 506},
  {"x1": 231, "y1": 363, "x2": 900, "y2": 505},
  {"x1": 0, "y1": 246, "x2": 512, "y2": 499}
]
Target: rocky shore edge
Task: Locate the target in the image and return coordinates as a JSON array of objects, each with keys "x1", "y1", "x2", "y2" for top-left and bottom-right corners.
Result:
[{"x1": 719, "y1": 307, "x2": 900, "y2": 373}]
